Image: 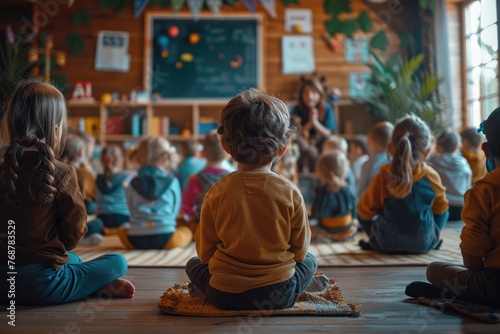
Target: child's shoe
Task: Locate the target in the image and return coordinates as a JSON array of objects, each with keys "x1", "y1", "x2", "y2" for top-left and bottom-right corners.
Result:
[
  {"x1": 80, "y1": 233, "x2": 103, "y2": 246},
  {"x1": 304, "y1": 274, "x2": 330, "y2": 295}
]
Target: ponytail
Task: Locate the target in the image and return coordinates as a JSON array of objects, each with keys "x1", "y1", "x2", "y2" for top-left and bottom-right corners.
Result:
[{"x1": 388, "y1": 134, "x2": 413, "y2": 198}]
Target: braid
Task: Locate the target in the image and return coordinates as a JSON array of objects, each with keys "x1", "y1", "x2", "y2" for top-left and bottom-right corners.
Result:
[
  {"x1": 31, "y1": 140, "x2": 57, "y2": 204},
  {"x1": 1, "y1": 141, "x2": 25, "y2": 206}
]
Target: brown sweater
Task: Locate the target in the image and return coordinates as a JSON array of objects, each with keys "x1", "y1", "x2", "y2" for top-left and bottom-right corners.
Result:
[{"x1": 0, "y1": 152, "x2": 87, "y2": 270}]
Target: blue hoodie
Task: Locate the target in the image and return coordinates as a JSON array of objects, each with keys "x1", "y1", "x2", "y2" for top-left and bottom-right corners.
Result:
[
  {"x1": 126, "y1": 166, "x2": 181, "y2": 236},
  {"x1": 95, "y1": 172, "x2": 132, "y2": 217}
]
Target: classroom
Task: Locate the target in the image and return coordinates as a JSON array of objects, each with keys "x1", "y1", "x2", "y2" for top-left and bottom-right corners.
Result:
[{"x1": 0, "y1": 0, "x2": 499, "y2": 333}]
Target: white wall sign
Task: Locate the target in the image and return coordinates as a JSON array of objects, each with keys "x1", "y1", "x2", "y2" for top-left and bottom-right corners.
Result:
[
  {"x1": 95, "y1": 31, "x2": 130, "y2": 72},
  {"x1": 284, "y1": 8, "x2": 312, "y2": 33},
  {"x1": 282, "y1": 35, "x2": 315, "y2": 74}
]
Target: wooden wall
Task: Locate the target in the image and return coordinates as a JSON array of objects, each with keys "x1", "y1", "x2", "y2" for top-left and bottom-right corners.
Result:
[{"x1": 33, "y1": 0, "x2": 401, "y2": 103}]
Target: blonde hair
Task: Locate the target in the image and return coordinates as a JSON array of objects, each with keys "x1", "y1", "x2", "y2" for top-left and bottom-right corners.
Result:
[
  {"x1": 202, "y1": 130, "x2": 226, "y2": 163},
  {"x1": 368, "y1": 121, "x2": 394, "y2": 149},
  {"x1": 316, "y1": 149, "x2": 349, "y2": 192},
  {"x1": 136, "y1": 136, "x2": 178, "y2": 170},
  {"x1": 322, "y1": 135, "x2": 348, "y2": 155},
  {"x1": 100, "y1": 144, "x2": 123, "y2": 183},
  {"x1": 388, "y1": 115, "x2": 431, "y2": 198},
  {"x1": 218, "y1": 88, "x2": 297, "y2": 166}
]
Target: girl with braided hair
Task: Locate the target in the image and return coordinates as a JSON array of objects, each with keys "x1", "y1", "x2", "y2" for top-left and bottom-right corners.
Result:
[{"x1": 0, "y1": 79, "x2": 134, "y2": 305}]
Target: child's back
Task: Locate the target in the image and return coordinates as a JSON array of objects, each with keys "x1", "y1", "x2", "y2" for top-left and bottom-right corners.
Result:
[
  {"x1": 177, "y1": 139, "x2": 206, "y2": 189},
  {"x1": 357, "y1": 116, "x2": 449, "y2": 254},
  {"x1": 427, "y1": 128, "x2": 471, "y2": 220},
  {"x1": 460, "y1": 127, "x2": 487, "y2": 184}
]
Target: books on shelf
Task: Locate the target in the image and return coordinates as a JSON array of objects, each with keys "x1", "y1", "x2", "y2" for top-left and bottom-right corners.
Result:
[
  {"x1": 105, "y1": 116, "x2": 126, "y2": 135},
  {"x1": 67, "y1": 117, "x2": 86, "y2": 133},
  {"x1": 85, "y1": 117, "x2": 101, "y2": 137}
]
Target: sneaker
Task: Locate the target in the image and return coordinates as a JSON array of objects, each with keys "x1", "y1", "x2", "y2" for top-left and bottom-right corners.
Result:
[
  {"x1": 304, "y1": 274, "x2": 330, "y2": 294},
  {"x1": 405, "y1": 281, "x2": 443, "y2": 299},
  {"x1": 79, "y1": 233, "x2": 103, "y2": 246}
]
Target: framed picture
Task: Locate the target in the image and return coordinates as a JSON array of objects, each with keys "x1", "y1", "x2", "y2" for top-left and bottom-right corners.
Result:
[{"x1": 95, "y1": 30, "x2": 130, "y2": 72}]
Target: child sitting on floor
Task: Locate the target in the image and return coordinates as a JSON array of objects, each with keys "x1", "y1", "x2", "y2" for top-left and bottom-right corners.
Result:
[
  {"x1": 311, "y1": 150, "x2": 357, "y2": 242},
  {"x1": 181, "y1": 130, "x2": 230, "y2": 234},
  {"x1": 427, "y1": 128, "x2": 472, "y2": 221},
  {"x1": 185, "y1": 88, "x2": 328, "y2": 310},
  {"x1": 120, "y1": 136, "x2": 193, "y2": 249},
  {"x1": 357, "y1": 115, "x2": 449, "y2": 254},
  {"x1": 0, "y1": 79, "x2": 134, "y2": 304},
  {"x1": 347, "y1": 136, "x2": 369, "y2": 185},
  {"x1": 94, "y1": 145, "x2": 133, "y2": 234},
  {"x1": 357, "y1": 121, "x2": 393, "y2": 198},
  {"x1": 177, "y1": 139, "x2": 206, "y2": 190},
  {"x1": 460, "y1": 127, "x2": 487, "y2": 184},
  {"x1": 321, "y1": 134, "x2": 356, "y2": 196},
  {"x1": 406, "y1": 107, "x2": 500, "y2": 307}
]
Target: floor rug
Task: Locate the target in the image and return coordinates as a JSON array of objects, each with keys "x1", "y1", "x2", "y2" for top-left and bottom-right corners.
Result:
[
  {"x1": 158, "y1": 277, "x2": 360, "y2": 317},
  {"x1": 73, "y1": 228, "x2": 462, "y2": 268}
]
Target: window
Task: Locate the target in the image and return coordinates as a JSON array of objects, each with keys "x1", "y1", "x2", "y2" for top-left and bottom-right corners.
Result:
[{"x1": 465, "y1": 0, "x2": 499, "y2": 126}]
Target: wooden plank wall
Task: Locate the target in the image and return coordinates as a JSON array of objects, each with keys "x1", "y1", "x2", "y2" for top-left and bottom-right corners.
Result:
[{"x1": 36, "y1": 0, "x2": 400, "y2": 102}]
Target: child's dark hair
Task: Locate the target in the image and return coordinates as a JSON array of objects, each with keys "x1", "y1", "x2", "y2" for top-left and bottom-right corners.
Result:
[
  {"x1": 368, "y1": 121, "x2": 394, "y2": 149},
  {"x1": 436, "y1": 128, "x2": 460, "y2": 153},
  {"x1": 100, "y1": 144, "x2": 123, "y2": 183},
  {"x1": 218, "y1": 88, "x2": 297, "y2": 166},
  {"x1": 297, "y1": 77, "x2": 327, "y2": 120},
  {"x1": 483, "y1": 107, "x2": 500, "y2": 158},
  {"x1": 0, "y1": 79, "x2": 67, "y2": 206},
  {"x1": 460, "y1": 127, "x2": 484, "y2": 149},
  {"x1": 348, "y1": 136, "x2": 369, "y2": 156},
  {"x1": 388, "y1": 115, "x2": 431, "y2": 198},
  {"x1": 202, "y1": 130, "x2": 226, "y2": 163}
]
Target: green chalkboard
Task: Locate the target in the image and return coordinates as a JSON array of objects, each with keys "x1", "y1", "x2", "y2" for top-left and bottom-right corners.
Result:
[{"x1": 145, "y1": 14, "x2": 262, "y2": 100}]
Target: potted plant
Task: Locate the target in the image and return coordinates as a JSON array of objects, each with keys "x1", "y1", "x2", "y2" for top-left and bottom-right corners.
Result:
[
  {"x1": 358, "y1": 50, "x2": 446, "y2": 134},
  {"x1": 0, "y1": 26, "x2": 34, "y2": 120}
]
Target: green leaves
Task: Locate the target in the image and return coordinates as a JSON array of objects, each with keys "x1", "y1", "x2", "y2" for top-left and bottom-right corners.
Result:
[
  {"x1": 66, "y1": 31, "x2": 85, "y2": 55},
  {"x1": 281, "y1": 0, "x2": 300, "y2": 6},
  {"x1": 73, "y1": 9, "x2": 92, "y2": 26},
  {"x1": 369, "y1": 30, "x2": 388, "y2": 51},
  {"x1": 99, "y1": 0, "x2": 129, "y2": 13},
  {"x1": 419, "y1": 0, "x2": 436, "y2": 12},
  {"x1": 323, "y1": 0, "x2": 351, "y2": 15},
  {"x1": 357, "y1": 11, "x2": 372, "y2": 33},
  {"x1": 359, "y1": 51, "x2": 446, "y2": 133}
]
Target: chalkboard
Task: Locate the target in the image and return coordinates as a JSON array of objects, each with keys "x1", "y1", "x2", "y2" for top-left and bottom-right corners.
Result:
[{"x1": 145, "y1": 14, "x2": 262, "y2": 100}]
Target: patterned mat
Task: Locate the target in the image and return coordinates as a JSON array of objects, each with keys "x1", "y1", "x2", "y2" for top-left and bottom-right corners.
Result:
[
  {"x1": 73, "y1": 228, "x2": 462, "y2": 267},
  {"x1": 158, "y1": 277, "x2": 360, "y2": 317}
]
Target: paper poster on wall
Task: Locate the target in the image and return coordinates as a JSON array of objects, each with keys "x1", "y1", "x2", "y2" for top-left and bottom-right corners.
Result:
[
  {"x1": 282, "y1": 35, "x2": 315, "y2": 74},
  {"x1": 285, "y1": 8, "x2": 312, "y2": 33},
  {"x1": 349, "y1": 72, "x2": 372, "y2": 99},
  {"x1": 95, "y1": 31, "x2": 130, "y2": 72},
  {"x1": 345, "y1": 38, "x2": 369, "y2": 63}
]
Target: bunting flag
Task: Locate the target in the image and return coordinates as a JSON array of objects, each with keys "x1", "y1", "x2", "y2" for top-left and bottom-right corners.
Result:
[
  {"x1": 259, "y1": 0, "x2": 276, "y2": 18},
  {"x1": 242, "y1": 0, "x2": 256, "y2": 13},
  {"x1": 171, "y1": 0, "x2": 185, "y2": 13},
  {"x1": 206, "y1": 0, "x2": 222, "y2": 14},
  {"x1": 187, "y1": 0, "x2": 204, "y2": 18},
  {"x1": 134, "y1": 0, "x2": 149, "y2": 18}
]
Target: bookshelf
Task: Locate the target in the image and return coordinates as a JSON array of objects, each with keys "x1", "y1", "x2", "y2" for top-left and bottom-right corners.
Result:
[{"x1": 66, "y1": 100, "x2": 227, "y2": 147}]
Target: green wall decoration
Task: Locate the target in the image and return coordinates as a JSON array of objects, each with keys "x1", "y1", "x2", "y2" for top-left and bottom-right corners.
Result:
[
  {"x1": 99, "y1": 0, "x2": 130, "y2": 13},
  {"x1": 369, "y1": 30, "x2": 389, "y2": 52},
  {"x1": 148, "y1": 0, "x2": 170, "y2": 8},
  {"x1": 65, "y1": 31, "x2": 85, "y2": 55},
  {"x1": 73, "y1": 9, "x2": 92, "y2": 26},
  {"x1": 281, "y1": 0, "x2": 300, "y2": 6}
]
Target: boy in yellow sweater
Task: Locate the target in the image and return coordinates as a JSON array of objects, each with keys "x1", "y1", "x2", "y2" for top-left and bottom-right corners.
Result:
[
  {"x1": 406, "y1": 107, "x2": 500, "y2": 306},
  {"x1": 185, "y1": 88, "x2": 327, "y2": 310}
]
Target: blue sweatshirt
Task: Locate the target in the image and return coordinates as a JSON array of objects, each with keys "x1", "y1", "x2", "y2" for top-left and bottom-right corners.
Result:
[
  {"x1": 126, "y1": 166, "x2": 181, "y2": 236},
  {"x1": 95, "y1": 172, "x2": 132, "y2": 217}
]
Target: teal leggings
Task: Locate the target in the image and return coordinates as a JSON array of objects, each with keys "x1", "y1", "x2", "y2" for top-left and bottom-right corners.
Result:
[{"x1": 1, "y1": 252, "x2": 127, "y2": 305}]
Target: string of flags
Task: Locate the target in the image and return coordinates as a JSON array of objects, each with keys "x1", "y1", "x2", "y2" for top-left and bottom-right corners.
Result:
[{"x1": 134, "y1": 0, "x2": 278, "y2": 19}]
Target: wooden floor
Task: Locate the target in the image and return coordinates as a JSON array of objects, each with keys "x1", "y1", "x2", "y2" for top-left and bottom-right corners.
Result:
[{"x1": 2, "y1": 265, "x2": 500, "y2": 333}]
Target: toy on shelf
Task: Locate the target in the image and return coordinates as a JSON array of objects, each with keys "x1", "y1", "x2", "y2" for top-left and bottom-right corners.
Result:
[{"x1": 70, "y1": 81, "x2": 95, "y2": 103}]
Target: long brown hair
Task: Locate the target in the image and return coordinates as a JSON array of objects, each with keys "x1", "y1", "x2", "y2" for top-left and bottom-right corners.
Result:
[
  {"x1": 297, "y1": 77, "x2": 327, "y2": 121},
  {"x1": 388, "y1": 115, "x2": 431, "y2": 198},
  {"x1": 0, "y1": 79, "x2": 68, "y2": 205}
]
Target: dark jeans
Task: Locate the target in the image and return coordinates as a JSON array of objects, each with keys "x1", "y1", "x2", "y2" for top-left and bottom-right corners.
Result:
[
  {"x1": 448, "y1": 206, "x2": 463, "y2": 221},
  {"x1": 427, "y1": 262, "x2": 500, "y2": 307},
  {"x1": 128, "y1": 233, "x2": 173, "y2": 249},
  {"x1": 98, "y1": 214, "x2": 129, "y2": 228},
  {"x1": 185, "y1": 252, "x2": 318, "y2": 310}
]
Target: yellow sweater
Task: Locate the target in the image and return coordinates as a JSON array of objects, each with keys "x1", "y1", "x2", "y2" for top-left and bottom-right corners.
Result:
[
  {"x1": 461, "y1": 168, "x2": 500, "y2": 269},
  {"x1": 195, "y1": 171, "x2": 310, "y2": 293},
  {"x1": 461, "y1": 148, "x2": 487, "y2": 185}
]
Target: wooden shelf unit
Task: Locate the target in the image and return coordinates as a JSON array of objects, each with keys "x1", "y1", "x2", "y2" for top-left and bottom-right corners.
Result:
[{"x1": 66, "y1": 100, "x2": 228, "y2": 147}]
